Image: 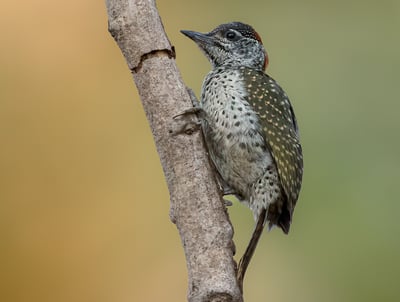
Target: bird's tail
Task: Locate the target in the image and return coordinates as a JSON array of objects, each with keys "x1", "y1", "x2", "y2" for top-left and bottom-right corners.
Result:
[{"x1": 237, "y1": 208, "x2": 267, "y2": 292}]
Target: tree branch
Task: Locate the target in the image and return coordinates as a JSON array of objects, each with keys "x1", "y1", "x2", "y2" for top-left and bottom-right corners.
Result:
[{"x1": 105, "y1": 1, "x2": 243, "y2": 301}]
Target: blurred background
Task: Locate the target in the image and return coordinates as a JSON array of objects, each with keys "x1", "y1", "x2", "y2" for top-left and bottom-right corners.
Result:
[{"x1": 1, "y1": 0, "x2": 399, "y2": 301}]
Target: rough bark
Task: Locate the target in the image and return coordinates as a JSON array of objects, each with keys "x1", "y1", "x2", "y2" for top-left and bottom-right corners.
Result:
[{"x1": 105, "y1": 1, "x2": 243, "y2": 301}]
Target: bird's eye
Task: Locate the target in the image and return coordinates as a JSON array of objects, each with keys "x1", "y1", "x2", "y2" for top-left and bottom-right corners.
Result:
[{"x1": 225, "y1": 30, "x2": 238, "y2": 41}]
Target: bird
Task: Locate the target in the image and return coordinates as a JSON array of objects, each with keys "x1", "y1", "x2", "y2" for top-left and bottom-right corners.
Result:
[{"x1": 180, "y1": 22, "x2": 303, "y2": 289}]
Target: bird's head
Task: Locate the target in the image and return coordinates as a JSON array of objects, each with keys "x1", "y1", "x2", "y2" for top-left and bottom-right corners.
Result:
[{"x1": 181, "y1": 22, "x2": 268, "y2": 71}]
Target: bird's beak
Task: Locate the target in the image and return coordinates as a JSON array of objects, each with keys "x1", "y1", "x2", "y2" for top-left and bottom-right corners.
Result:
[{"x1": 180, "y1": 30, "x2": 214, "y2": 46}]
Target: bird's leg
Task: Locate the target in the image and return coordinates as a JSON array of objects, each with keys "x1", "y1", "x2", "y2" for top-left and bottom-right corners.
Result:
[
  {"x1": 170, "y1": 112, "x2": 201, "y2": 136},
  {"x1": 214, "y1": 171, "x2": 236, "y2": 196},
  {"x1": 237, "y1": 208, "x2": 267, "y2": 293},
  {"x1": 170, "y1": 88, "x2": 204, "y2": 136},
  {"x1": 186, "y1": 87, "x2": 201, "y2": 107},
  {"x1": 213, "y1": 172, "x2": 236, "y2": 206}
]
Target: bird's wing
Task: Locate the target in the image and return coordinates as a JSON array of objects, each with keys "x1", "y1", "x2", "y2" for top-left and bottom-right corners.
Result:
[{"x1": 242, "y1": 68, "x2": 303, "y2": 205}]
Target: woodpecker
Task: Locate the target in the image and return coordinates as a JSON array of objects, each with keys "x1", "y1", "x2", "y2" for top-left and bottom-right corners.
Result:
[{"x1": 181, "y1": 22, "x2": 303, "y2": 287}]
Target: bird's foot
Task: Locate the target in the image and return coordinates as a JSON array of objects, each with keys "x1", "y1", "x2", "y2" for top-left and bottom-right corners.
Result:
[{"x1": 170, "y1": 88, "x2": 204, "y2": 136}]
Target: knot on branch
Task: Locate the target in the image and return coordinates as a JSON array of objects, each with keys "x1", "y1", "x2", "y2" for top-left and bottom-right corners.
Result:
[{"x1": 132, "y1": 48, "x2": 176, "y2": 73}]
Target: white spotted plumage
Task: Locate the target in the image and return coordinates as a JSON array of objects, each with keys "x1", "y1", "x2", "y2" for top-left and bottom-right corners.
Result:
[
  {"x1": 181, "y1": 21, "x2": 302, "y2": 233},
  {"x1": 201, "y1": 66, "x2": 283, "y2": 224}
]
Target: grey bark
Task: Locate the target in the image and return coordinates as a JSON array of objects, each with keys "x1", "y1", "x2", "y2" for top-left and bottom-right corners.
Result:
[{"x1": 105, "y1": 1, "x2": 243, "y2": 301}]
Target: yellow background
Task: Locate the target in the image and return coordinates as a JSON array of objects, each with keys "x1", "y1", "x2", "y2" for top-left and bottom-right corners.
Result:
[{"x1": 1, "y1": 0, "x2": 399, "y2": 301}]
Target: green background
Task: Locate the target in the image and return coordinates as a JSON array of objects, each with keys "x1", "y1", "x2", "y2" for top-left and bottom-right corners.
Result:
[{"x1": 1, "y1": 0, "x2": 399, "y2": 301}]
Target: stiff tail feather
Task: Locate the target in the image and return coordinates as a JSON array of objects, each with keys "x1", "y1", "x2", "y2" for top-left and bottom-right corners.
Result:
[{"x1": 237, "y1": 208, "x2": 267, "y2": 292}]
